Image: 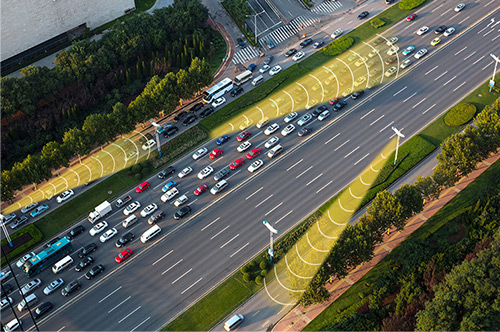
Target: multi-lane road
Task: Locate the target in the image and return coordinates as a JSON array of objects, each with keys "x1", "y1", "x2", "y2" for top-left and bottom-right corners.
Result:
[{"x1": 1, "y1": 1, "x2": 499, "y2": 331}]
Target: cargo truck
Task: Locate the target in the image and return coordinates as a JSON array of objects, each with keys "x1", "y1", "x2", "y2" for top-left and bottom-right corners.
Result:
[{"x1": 88, "y1": 201, "x2": 112, "y2": 224}]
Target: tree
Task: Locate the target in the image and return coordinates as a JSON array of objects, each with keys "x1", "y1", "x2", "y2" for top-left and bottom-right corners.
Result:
[
  {"x1": 474, "y1": 102, "x2": 500, "y2": 156},
  {"x1": 365, "y1": 190, "x2": 404, "y2": 232},
  {"x1": 222, "y1": 0, "x2": 252, "y2": 24},
  {"x1": 41, "y1": 141, "x2": 70, "y2": 173},
  {"x1": 63, "y1": 128, "x2": 91, "y2": 163},
  {"x1": 1, "y1": 170, "x2": 21, "y2": 202},
  {"x1": 82, "y1": 113, "x2": 116, "y2": 146},
  {"x1": 414, "y1": 175, "x2": 442, "y2": 202},
  {"x1": 394, "y1": 184, "x2": 423, "y2": 220},
  {"x1": 14, "y1": 155, "x2": 51, "y2": 189},
  {"x1": 436, "y1": 132, "x2": 480, "y2": 184}
]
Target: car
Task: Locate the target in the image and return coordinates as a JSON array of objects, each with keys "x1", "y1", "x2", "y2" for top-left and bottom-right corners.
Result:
[
  {"x1": 85, "y1": 264, "x2": 105, "y2": 280},
  {"x1": 198, "y1": 166, "x2": 214, "y2": 179},
  {"x1": 75, "y1": 256, "x2": 94, "y2": 272},
  {"x1": 177, "y1": 167, "x2": 193, "y2": 178},
  {"x1": 387, "y1": 46, "x2": 400, "y2": 56},
  {"x1": 281, "y1": 124, "x2": 296, "y2": 136},
  {"x1": 284, "y1": 113, "x2": 298, "y2": 124},
  {"x1": 56, "y1": 190, "x2": 74, "y2": 203},
  {"x1": 262, "y1": 123, "x2": 279, "y2": 136},
  {"x1": 89, "y1": 221, "x2": 108, "y2": 236},
  {"x1": 10, "y1": 216, "x2": 28, "y2": 229},
  {"x1": 116, "y1": 233, "x2": 135, "y2": 248},
  {"x1": 454, "y1": 3, "x2": 465, "y2": 12},
  {"x1": 30, "y1": 204, "x2": 49, "y2": 218},
  {"x1": 246, "y1": 147, "x2": 261, "y2": 160},
  {"x1": 333, "y1": 100, "x2": 347, "y2": 112},
  {"x1": 417, "y1": 26, "x2": 429, "y2": 35},
  {"x1": 163, "y1": 126, "x2": 179, "y2": 137},
  {"x1": 373, "y1": 37, "x2": 385, "y2": 46},
  {"x1": 285, "y1": 48, "x2": 297, "y2": 57},
  {"x1": 78, "y1": 243, "x2": 97, "y2": 258},
  {"x1": 212, "y1": 97, "x2": 226, "y2": 108},
  {"x1": 161, "y1": 180, "x2": 177, "y2": 193},
  {"x1": 21, "y1": 202, "x2": 39, "y2": 214},
  {"x1": 141, "y1": 139, "x2": 156, "y2": 151},
  {"x1": 230, "y1": 158, "x2": 245, "y2": 170},
  {"x1": 400, "y1": 59, "x2": 412, "y2": 69},
  {"x1": 237, "y1": 141, "x2": 252, "y2": 153},
  {"x1": 299, "y1": 38, "x2": 313, "y2": 48},
  {"x1": 200, "y1": 107, "x2": 215, "y2": 118},
  {"x1": 148, "y1": 211, "x2": 165, "y2": 224},
  {"x1": 173, "y1": 111, "x2": 188, "y2": 122},
  {"x1": 355, "y1": 56, "x2": 368, "y2": 67},
  {"x1": 371, "y1": 67, "x2": 382, "y2": 76},
  {"x1": 384, "y1": 66, "x2": 397, "y2": 77},
  {"x1": 435, "y1": 25, "x2": 447, "y2": 34},
  {"x1": 329, "y1": 97, "x2": 341, "y2": 105},
  {"x1": 264, "y1": 136, "x2": 280, "y2": 149},
  {"x1": 259, "y1": 64, "x2": 271, "y2": 74},
  {"x1": 135, "y1": 181, "x2": 150, "y2": 193},
  {"x1": 33, "y1": 302, "x2": 53, "y2": 319},
  {"x1": 431, "y1": 37, "x2": 441, "y2": 46},
  {"x1": 0, "y1": 270, "x2": 11, "y2": 282},
  {"x1": 99, "y1": 228, "x2": 118, "y2": 243},
  {"x1": 367, "y1": 49, "x2": 378, "y2": 59},
  {"x1": 237, "y1": 130, "x2": 251, "y2": 142},
  {"x1": 354, "y1": 76, "x2": 367, "y2": 88},
  {"x1": 351, "y1": 90, "x2": 365, "y2": 100},
  {"x1": 237, "y1": 37, "x2": 246, "y2": 48},
  {"x1": 358, "y1": 11, "x2": 369, "y2": 19},
  {"x1": 318, "y1": 110, "x2": 330, "y2": 121},
  {"x1": 156, "y1": 123, "x2": 172, "y2": 134},
  {"x1": 194, "y1": 184, "x2": 209, "y2": 196},
  {"x1": 269, "y1": 65, "x2": 282, "y2": 76},
  {"x1": 414, "y1": 48, "x2": 428, "y2": 59},
  {"x1": 247, "y1": 64, "x2": 256, "y2": 72},
  {"x1": 174, "y1": 206, "x2": 192, "y2": 220},
  {"x1": 45, "y1": 237, "x2": 61, "y2": 248},
  {"x1": 297, "y1": 113, "x2": 312, "y2": 126},
  {"x1": 312, "y1": 105, "x2": 328, "y2": 117},
  {"x1": 341, "y1": 88, "x2": 353, "y2": 98},
  {"x1": 292, "y1": 51, "x2": 305, "y2": 61},
  {"x1": 189, "y1": 102, "x2": 204, "y2": 112},
  {"x1": 192, "y1": 147, "x2": 208, "y2": 160},
  {"x1": 43, "y1": 278, "x2": 64, "y2": 295},
  {"x1": 123, "y1": 201, "x2": 141, "y2": 215},
  {"x1": 2, "y1": 213, "x2": 16, "y2": 224},
  {"x1": 367, "y1": 58, "x2": 378, "y2": 68},
  {"x1": 385, "y1": 0, "x2": 394, "y2": 4},
  {"x1": 265, "y1": 39, "x2": 275, "y2": 49},
  {"x1": 385, "y1": 56, "x2": 396, "y2": 65},
  {"x1": 20, "y1": 278, "x2": 42, "y2": 296},
  {"x1": 256, "y1": 117, "x2": 269, "y2": 129},
  {"x1": 115, "y1": 248, "x2": 132, "y2": 263},
  {"x1": 216, "y1": 135, "x2": 231, "y2": 145},
  {"x1": 444, "y1": 27, "x2": 456, "y2": 36},
  {"x1": 264, "y1": 55, "x2": 274, "y2": 65},
  {"x1": 248, "y1": 159, "x2": 264, "y2": 173},
  {"x1": 62, "y1": 280, "x2": 81, "y2": 296},
  {"x1": 230, "y1": 86, "x2": 243, "y2": 97},
  {"x1": 1, "y1": 297, "x2": 13, "y2": 311},
  {"x1": 4, "y1": 318, "x2": 21, "y2": 331},
  {"x1": 209, "y1": 148, "x2": 223, "y2": 159},
  {"x1": 158, "y1": 166, "x2": 175, "y2": 179},
  {"x1": 16, "y1": 252, "x2": 35, "y2": 269},
  {"x1": 402, "y1": 46, "x2": 415, "y2": 56},
  {"x1": 161, "y1": 187, "x2": 179, "y2": 202},
  {"x1": 313, "y1": 40, "x2": 324, "y2": 48},
  {"x1": 173, "y1": 195, "x2": 188, "y2": 208},
  {"x1": 406, "y1": 13, "x2": 417, "y2": 21},
  {"x1": 239, "y1": 119, "x2": 254, "y2": 131},
  {"x1": 140, "y1": 204, "x2": 158, "y2": 217},
  {"x1": 182, "y1": 114, "x2": 197, "y2": 126},
  {"x1": 1, "y1": 284, "x2": 13, "y2": 297},
  {"x1": 331, "y1": 29, "x2": 343, "y2": 39},
  {"x1": 298, "y1": 126, "x2": 312, "y2": 137}
]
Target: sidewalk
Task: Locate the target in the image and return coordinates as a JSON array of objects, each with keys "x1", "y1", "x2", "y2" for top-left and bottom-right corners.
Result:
[{"x1": 273, "y1": 152, "x2": 500, "y2": 331}]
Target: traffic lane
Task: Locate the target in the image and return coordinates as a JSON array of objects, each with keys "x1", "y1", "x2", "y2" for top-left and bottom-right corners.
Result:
[{"x1": 248, "y1": 0, "x2": 281, "y2": 29}]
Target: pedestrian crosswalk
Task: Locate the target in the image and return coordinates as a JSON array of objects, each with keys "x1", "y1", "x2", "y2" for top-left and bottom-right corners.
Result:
[
  {"x1": 232, "y1": 46, "x2": 261, "y2": 65},
  {"x1": 262, "y1": 15, "x2": 317, "y2": 47},
  {"x1": 311, "y1": 0, "x2": 343, "y2": 14}
]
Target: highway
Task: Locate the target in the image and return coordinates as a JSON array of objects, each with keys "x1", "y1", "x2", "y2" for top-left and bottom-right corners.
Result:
[{"x1": 1, "y1": 1, "x2": 499, "y2": 330}]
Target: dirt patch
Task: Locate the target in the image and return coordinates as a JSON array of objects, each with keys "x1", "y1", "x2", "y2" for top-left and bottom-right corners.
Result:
[{"x1": 1, "y1": 232, "x2": 33, "y2": 256}]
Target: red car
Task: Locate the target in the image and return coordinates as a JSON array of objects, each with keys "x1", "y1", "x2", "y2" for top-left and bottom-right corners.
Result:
[
  {"x1": 135, "y1": 181, "x2": 150, "y2": 193},
  {"x1": 406, "y1": 14, "x2": 417, "y2": 21},
  {"x1": 230, "y1": 158, "x2": 245, "y2": 170},
  {"x1": 329, "y1": 97, "x2": 341, "y2": 105},
  {"x1": 209, "y1": 148, "x2": 223, "y2": 159},
  {"x1": 115, "y1": 248, "x2": 132, "y2": 263},
  {"x1": 246, "y1": 147, "x2": 261, "y2": 160},
  {"x1": 194, "y1": 184, "x2": 209, "y2": 196},
  {"x1": 237, "y1": 130, "x2": 251, "y2": 142}
]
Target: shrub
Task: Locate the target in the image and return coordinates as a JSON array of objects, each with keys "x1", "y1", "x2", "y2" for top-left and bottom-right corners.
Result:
[
  {"x1": 259, "y1": 261, "x2": 268, "y2": 270},
  {"x1": 444, "y1": 103, "x2": 477, "y2": 127},
  {"x1": 240, "y1": 265, "x2": 249, "y2": 274},
  {"x1": 370, "y1": 18, "x2": 386, "y2": 29},
  {"x1": 134, "y1": 173, "x2": 142, "y2": 180},
  {"x1": 261, "y1": 270, "x2": 268, "y2": 277},
  {"x1": 242, "y1": 273, "x2": 251, "y2": 283},
  {"x1": 255, "y1": 276, "x2": 263, "y2": 285},
  {"x1": 322, "y1": 37, "x2": 354, "y2": 56},
  {"x1": 358, "y1": 292, "x2": 366, "y2": 299},
  {"x1": 141, "y1": 167, "x2": 152, "y2": 176},
  {"x1": 399, "y1": 0, "x2": 426, "y2": 10},
  {"x1": 248, "y1": 261, "x2": 257, "y2": 269},
  {"x1": 131, "y1": 164, "x2": 142, "y2": 174}
]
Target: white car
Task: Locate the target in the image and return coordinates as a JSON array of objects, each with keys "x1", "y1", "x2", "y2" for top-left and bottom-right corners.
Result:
[
  {"x1": 264, "y1": 136, "x2": 280, "y2": 149},
  {"x1": 293, "y1": 51, "x2": 305, "y2": 61},
  {"x1": 297, "y1": 113, "x2": 312, "y2": 127},
  {"x1": 259, "y1": 65, "x2": 270, "y2": 73},
  {"x1": 89, "y1": 221, "x2": 108, "y2": 236},
  {"x1": 178, "y1": 167, "x2": 193, "y2": 178},
  {"x1": 384, "y1": 66, "x2": 397, "y2": 77},
  {"x1": 140, "y1": 203, "x2": 158, "y2": 217},
  {"x1": 192, "y1": 147, "x2": 208, "y2": 160},
  {"x1": 354, "y1": 76, "x2": 367, "y2": 87},
  {"x1": 237, "y1": 141, "x2": 252, "y2": 152},
  {"x1": 281, "y1": 124, "x2": 296, "y2": 136},
  {"x1": 4, "y1": 319, "x2": 21, "y2": 332},
  {"x1": 386, "y1": 46, "x2": 399, "y2": 56},
  {"x1": 318, "y1": 110, "x2": 330, "y2": 121},
  {"x1": 368, "y1": 49, "x2": 378, "y2": 58},
  {"x1": 174, "y1": 195, "x2": 189, "y2": 207},
  {"x1": 99, "y1": 228, "x2": 118, "y2": 243},
  {"x1": 161, "y1": 187, "x2": 179, "y2": 202},
  {"x1": 386, "y1": 36, "x2": 398, "y2": 46},
  {"x1": 248, "y1": 159, "x2": 264, "y2": 173},
  {"x1": 142, "y1": 139, "x2": 156, "y2": 151},
  {"x1": 212, "y1": 97, "x2": 226, "y2": 108},
  {"x1": 264, "y1": 123, "x2": 280, "y2": 135},
  {"x1": 256, "y1": 117, "x2": 269, "y2": 129},
  {"x1": 443, "y1": 27, "x2": 455, "y2": 36},
  {"x1": 198, "y1": 166, "x2": 214, "y2": 180},
  {"x1": 239, "y1": 119, "x2": 254, "y2": 130},
  {"x1": 454, "y1": 3, "x2": 465, "y2": 12},
  {"x1": 20, "y1": 278, "x2": 42, "y2": 296},
  {"x1": 16, "y1": 252, "x2": 35, "y2": 269},
  {"x1": 1, "y1": 297, "x2": 13, "y2": 311},
  {"x1": 0, "y1": 270, "x2": 11, "y2": 282},
  {"x1": 123, "y1": 201, "x2": 141, "y2": 215},
  {"x1": 400, "y1": 59, "x2": 412, "y2": 69},
  {"x1": 284, "y1": 112, "x2": 298, "y2": 123},
  {"x1": 43, "y1": 278, "x2": 64, "y2": 295},
  {"x1": 331, "y1": 29, "x2": 343, "y2": 38},
  {"x1": 414, "y1": 48, "x2": 428, "y2": 59},
  {"x1": 269, "y1": 65, "x2": 282, "y2": 76},
  {"x1": 416, "y1": 26, "x2": 429, "y2": 35},
  {"x1": 355, "y1": 56, "x2": 368, "y2": 67},
  {"x1": 56, "y1": 190, "x2": 74, "y2": 203}
]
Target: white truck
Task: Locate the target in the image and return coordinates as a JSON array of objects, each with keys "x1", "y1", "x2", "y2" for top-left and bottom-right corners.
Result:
[{"x1": 88, "y1": 201, "x2": 112, "y2": 224}]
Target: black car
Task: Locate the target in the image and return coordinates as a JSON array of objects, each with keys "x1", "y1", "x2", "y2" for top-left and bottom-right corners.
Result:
[
  {"x1": 158, "y1": 166, "x2": 175, "y2": 179},
  {"x1": 230, "y1": 86, "x2": 243, "y2": 97},
  {"x1": 173, "y1": 111, "x2": 188, "y2": 122},
  {"x1": 46, "y1": 237, "x2": 61, "y2": 248},
  {"x1": 214, "y1": 167, "x2": 230, "y2": 182},
  {"x1": 385, "y1": 0, "x2": 394, "y2": 4},
  {"x1": 435, "y1": 25, "x2": 447, "y2": 34},
  {"x1": 189, "y1": 102, "x2": 204, "y2": 112},
  {"x1": 298, "y1": 127, "x2": 312, "y2": 137},
  {"x1": 333, "y1": 100, "x2": 347, "y2": 112},
  {"x1": 237, "y1": 37, "x2": 246, "y2": 48},
  {"x1": 312, "y1": 105, "x2": 328, "y2": 117},
  {"x1": 174, "y1": 206, "x2": 192, "y2": 220},
  {"x1": 66, "y1": 225, "x2": 85, "y2": 240},
  {"x1": 115, "y1": 233, "x2": 135, "y2": 248},
  {"x1": 78, "y1": 243, "x2": 97, "y2": 258},
  {"x1": 85, "y1": 264, "x2": 105, "y2": 280},
  {"x1": 200, "y1": 107, "x2": 215, "y2": 118},
  {"x1": 148, "y1": 211, "x2": 165, "y2": 225},
  {"x1": 373, "y1": 37, "x2": 385, "y2": 46},
  {"x1": 358, "y1": 11, "x2": 369, "y2": 19},
  {"x1": 163, "y1": 126, "x2": 179, "y2": 137},
  {"x1": 182, "y1": 114, "x2": 197, "y2": 126},
  {"x1": 299, "y1": 38, "x2": 313, "y2": 48},
  {"x1": 285, "y1": 48, "x2": 297, "y2": 57},
  {"x1": 1, "y1": 283, "x2": 13, "y2": 297},
  {"x1": 75, "y1": 256, "x2": 94, "y2": 272},
  {"x1": 263, "y1": 55, "x2": 273, "y2": 65},
  {"x1": 61, "y1": 280, "x2": 81, "y2": 296},
  {"x1": 10, "y1": 216, "x2": 28, "y2": 229},
  {"x1": 34, "y1": 302, "x2": 53, "y2": 319},
  {"x1": 351, "y1": 90, "x2": 365, "y2": 100}
]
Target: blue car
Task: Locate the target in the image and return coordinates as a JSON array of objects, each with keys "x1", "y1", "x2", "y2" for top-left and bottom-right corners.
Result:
[
  {"x1": 247, "y1": 64, "x2": 256, "y2": 72},
  {"x1": 30, "y1": 204, "x2": 49, "y2": 218},
  {"x1": 313, "y1": 40, "x2": 324, "y2": 48},
  {"x1": 156, "y1": 123, "x2": 173, "y2": 134},
  {"x1": 216, "y1": 135, "x2": 230, "y2": 145},
  {"x1": 162, "y1": 181, "x2": 177, "y2": 193}
]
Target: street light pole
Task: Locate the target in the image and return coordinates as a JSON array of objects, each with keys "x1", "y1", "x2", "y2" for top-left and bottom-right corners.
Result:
[
  {"x1": 263, "y1": 220, "x2": 278, "y2": 262},
  {"x1": 391, "y1": 126, "x2": 405, "y2": 165},
  {"x1": 489, "y1": 53, "x2": 500, "y2": 92},
  {"x1": 150, "y1": 120, "x2": 162, "y2": 158},
  {"x1": 254, "y1": 10, "x2": 265, "y2": 46}
]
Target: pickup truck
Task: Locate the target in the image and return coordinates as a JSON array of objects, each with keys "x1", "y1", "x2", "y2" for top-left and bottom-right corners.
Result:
[{"x1": 115, "y1": 195, "x2": 132, "y2": 208}]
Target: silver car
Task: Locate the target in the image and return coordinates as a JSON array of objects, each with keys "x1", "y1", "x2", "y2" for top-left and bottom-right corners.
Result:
[
  {"x1": 20, "y1": 278, "x2": 42, "y2": 296},
  {"x1": 43, "y1": 278, "x2": 64, "y2": 295}
]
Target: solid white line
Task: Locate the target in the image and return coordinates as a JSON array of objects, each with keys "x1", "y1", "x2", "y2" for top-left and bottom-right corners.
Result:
[
  {"x1": 161, "y1": 259, "x2": 183, "y2": 275},
  {"x1": 187, "y1": 198, "x2": 198, "y2": 206},
  {"x1": 108, "y1": 296, "x2": 131, "y2": 313},
  {"x1": 99, "y1": 286, "x2": 122, "y2": 303},
  {"x1": 208, "y1": 156, "x2": 223, "y2": 166},
  {"x1": 286, "y1": 158, "x2": 303, "y2": 171},
  {"x1": 227, "y1": 169, "x2": 241, "y2": 180},
  {"x1": 369, "y1": 115, "x2": 384, "y2": 126},
  {"x1": 275, "y1": 210, "x2": 294, "y2": 224},
  {"x1": 344, "y1": 146, "x2": 360, "y2": 159},
  {"x1": 57, "y1": 326, "x2": 65, "y2": 332},
  {"x1": 434, "y1": 71, "x2": 448, "y2": 81},
  {"x1": 172, "y1": 268, "x2": 192, "y2": 284},
  {"x1": 334, "y1": 139, "x2": 350, "y2": 151},
  {"x1": 306, "y1": 173, "x2": 323, "y2": 186},
  {"x1": 482, "y1": 62, "x2": 493, "y2": 71},
  {"x1": 440, "y1": 8, "x2": 452, "y2": 16},
  {"x1": 443, "y1": 75, "x2": 457, "y2": 87},
  {"x1": 453, "y1": 81, "x2": 467, "y2": 92},
  {"x1": 403, "y1": 93, "x2": 417, "y2": 103},
  {"x1": 393, "y1": 86, "x2": 407, "y2": 96},
  {"x1": 422, "y1": 103, "x2": 437, "y2": 115},
  {"x1": 265, "y1": 202, "x2": 283, "y2": 216},
  {"x1": 379, "y1": 121, "x2": 394, "y2": 133},
  {"x1": 245, "y1": 187, "x2": 263, "y2": 200},
  {"x1": 324, "y1": 133, "x2": 340, "y2": 145},
  {"x1": 359, "y1": 108, "x2": 375, "y2": 119},
  {"x1": 455, "y1": 47, "x2": 467, "y2": 55},
  {"x1": 458, "y1": 15, "x2": 470, "y2": 25},
  {"x1": 484, "y1": 0, "x2": 495, "y2": 6},
  {"x1": 152, "y1": 250, "x2": 173, "y2": 265},
  {"x1": 354, "y1": 153, "x2": 370, "y2": 166},
  {"x1": 181, "y1": 277, "x2": 203, "y2": 294},
  {"x1": 210, "y1": 225, "x2": 230, "y2": 240},
  {"x1": 316, "y1": 180, "x2": 333, "y2": 194},
  {"x1": 220, "y1": 234, "x2": 240, "y2": 249},
  {"x1": 131, "y1": 317, "x2": 151, "y2": 332},
  {"x1": 201, "y1": 217, "x2": 220, "y2": 231},
  {"x1": 118, "y1": 306, "x2": 141, "y2": 323},
  {"x1": 424, "y1": 66, "x2": 438, "y2": 75},
  {"x1": 472, "y1": 55, "x2": 485, "y2": 65},
  {"x1": 463, "y1": 51, "x2": 476, "y2": 61},
  {"x1": 230, "y1": 242, "x2": 250, "y2": 257},
  {"x1": 296, "y1": 166, "x2": 313, "y2": 178},
  {"x1": 412, "y1": 97, "x2": 427, "y2": 109}
]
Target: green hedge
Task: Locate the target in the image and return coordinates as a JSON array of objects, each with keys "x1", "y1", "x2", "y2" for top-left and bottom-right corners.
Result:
[
  {"x1": 370, "y1": 18, "x2": 386, "y2": 28},
  {"x1": 1, "y1": 224, "x2": 43, "y2": 265},
  {"x1": 322, "y1": 37, "x2": 354, "y2": 56},
  {"x1": 399, "y1": 0, "x2": 426, "y2": 10},
  {"x1": 444, "y1": 103, "x2": 477, "y2": 127}
]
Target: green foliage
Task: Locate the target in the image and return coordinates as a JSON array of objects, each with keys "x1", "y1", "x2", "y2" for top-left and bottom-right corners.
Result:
[
  {"x1": 255, "y1": 276, "x2": 263, "y2": 285},
  {"x1": 370, "y1": 18, "x2": 386, "y2": 28},
  {"x1": 444, "y1": 103, "x2": 476, "y2": 126},
  {"x1": 221, "y1": 0, "x2": 255, "y2": 45},
  {"x1": 398, "y1": 0, "x2": 426, "y2": 10},
  {"x1": 259, "y1": 260, "x2": 268, "y2": 270},
  {"x1": 1, "y1": 224, "x2": 43, "y2": 265},
  {"x1": 322, "y1": 37, "x2": 354, "y2": 56},
  {"x1": 240, "y1": 265, "x2": 249, "y2": 274},
  {"x1": 242, "y1": 273, "x2": 251, "y2": 283},
  {"x1": 260, "y1": 270, "x2": 267, "y2": 277},
  {"x1": 131, "y1": 164, "x2": 142, "y2": 174}
]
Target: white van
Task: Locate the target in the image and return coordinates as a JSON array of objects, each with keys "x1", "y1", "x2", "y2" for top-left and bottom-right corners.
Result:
[
  {"x1": 224, "y1": 314, "x2": 244, "y2": 331},
  {"x1": 17, "y1": 294, "x2": 38, "y2": 312},
  {"x1": 52, "y1": 255, "x2": 73, "y2": 274},
  {"x1": 210, "y1": 180, "x2": 228, "y2": 195},
  {"x1": 267, "y1": 144, "x2": 283, "y2": 158},
  {"x1": 122, "y1": 215, "x2": 137, "y2": 228},
  {"x1": 251, "y1": 75, "x2": 264, "y2": 86},
  {"x1": 4, "y1": 318, "x2": 21, "y2": 332},
  {"x1": 141, "y1": 225, "x2": 161, "y2": 243}
]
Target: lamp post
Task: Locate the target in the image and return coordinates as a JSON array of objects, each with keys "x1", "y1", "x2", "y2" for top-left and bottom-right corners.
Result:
[
  {"x1": 0, "y1": 215, "x2": 13, "y2": 247},
  {"x1": 254, "y1": 10, "x2": 265, "y2": 46},
  {"x1": 263, "y1": 220, "x2": 278, "y2": 262},
  {"x1": 150, "y1": 120, "x2": 162, "y2": 158},
  {"x1": 489, "y1": 53, "x2": 500, "y2": 92},
  {"x1": 392, "y1": 126, "x2": 405, "y2": 165}
]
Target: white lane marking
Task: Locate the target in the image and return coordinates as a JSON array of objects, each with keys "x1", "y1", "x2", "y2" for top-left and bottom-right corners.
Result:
[
  {"x1": 253, "y1": 131, "x2": 263, "y2": 138},
  {"x1": 324, "y1": 133, "x2": 340, "y2": 145},
  {"x1": 316, "y1": 180, "x2": 333, "y2": 194},
  {"x1": 152, "y1": 250, "x2": 174, "y2": 265},
  {"x1": 453, "y1": 81, "x2": 467, "y2": 92},
  {"x1": 230, "y1": 242, "x2": 250, "y2": 257},
  {"x1": 286, "y1": 159, "x2": 303, "y2": 172},
  {"x1": 434, "y1": 71, "x2": 448, "y2": 81},
  {"x1": 449, "y1": 12, "x2": 460, "y2": 21},
  {"x1": 154, "y1": 176, "x2": 172, "y2": 190},
  {"x1": 275, "y1": 210, "x2": 294, "y2": 224},
  {"x1": 210, "y1": 225, "x2": 230, "y2": 240},
  {"x1": 425, "y1": 66, "x2": 438, "y2": 75},
  {"x1": 483, "y1": 29, "x2": 495, "y2": 37},
  {"x1": 172, "y1": 268, "x2": 192, "y2": 284},
  {"x1": 181, "y1": 277, "x2": 203, "y2": 295},
  {"x1": 306, "y1": 173, "x2": 323, "y2": 186},
  {"x1": 393, "y1": 86, "x2": 407, "y2": 96},
  {"x1": 369, "y1": 115, "x2": 384, "y2": 126},
  {"x1": 201, "y1": 217, "x2": 220, "y2": 231},
  {"x1": 412, "y1": 97, "x2": 427, "y2": 109},
  {"x1": 99, "y1": 286, "x2": 122, "y2": 303},
  {"x1": 131, "y1": 317, "x2": 151, "y2": 332},
  {"x1": 422, "y1": 103, "x2": 437, "y2": 115},
  {"x1": 482, "y1": 62, "x2": 493, "y2": 71},
  {"x1": 431, "y1": 3, "x2": 444, "y2": 12},
  {"x1": 118, "y1": 306, "x2": 141, "y2": 324},
  {"x1": 379, "y1": 121, "x2": 395, "y2": 133},
  {"x1": 440, "y1": 8, "x2": 452, "y2": 16},
  {"x1": 255, "y1": 194, "x2": 274, "y2": 208},
  {"x1": 359, "y1": 108, "x2": 375, "y2": 119},
  {"x1": 354, "y1": 153, "x2": 370, "y2": 166},
  {"x1": 108, "y1": 296, "x2": 131, "y2": 313},
  {"x1": 344, "y1": 146, "x2": 360, "y2": 159},
  {"x1": 458, "y1": 15, "x2": 470, "y2": 25},
  {"x1": 220, "y1": 234, "x2": 240, "y2": 248},
  {"x1": 187, "y1": 198, "x2": 198, "y2": 206},
  {"x1": 464, "y1": 51, "x2": 476, "y2": 61},
  {"x1": 492, "y1": 34, "x2": 500, "y2": 42},
  {"x1": 403, "y1": 92, "x2": 417, "y2": 103},
  {"x1": 334, "y1": 139, "x2": 350, "y2": 151},
  {"x1": 57, "y1": 326, "x2": 65, "y2": 332},
  {"x1": 245, "y1": 186, "x2": 263, "y2": 200},
  {"x1": 265, "y1": 202, "x2": 283, "y2": 216},
  {"x1": 455, "y1": 47, "x2": 467, "y2": 55},
  {"x1": 209, "y1": 156, "x2": 224, "y2": 166},
  {"x1": 296, "y1": 166, "x2": 313, "y2": 179},
  {"x1": 484, "y1": 0, "x2": 495, "y2": 6},
  {"x1": 161, "y1": 259, "x2": 183, "y2": 275},
  {"x1": 227, "y1": 169, "x2": 241, "y2": 180},
  {"x1": 442, "y1": 75, "x2": 457, "y2": 87}
]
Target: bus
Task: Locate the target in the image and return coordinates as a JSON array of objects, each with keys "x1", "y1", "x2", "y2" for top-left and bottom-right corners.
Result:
[
  {"x1": 22, "y1": 238, "x2": 72, "y2": 277},
  {"x1": 203, "y1": 78, "x2": 233, "y2": 103},
  {"x1": 234, "y1": 70, "x2": 253, "y2": 86}
]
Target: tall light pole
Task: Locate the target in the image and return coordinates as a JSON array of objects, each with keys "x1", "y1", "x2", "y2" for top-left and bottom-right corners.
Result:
[
  {"x1": 254, "y1": 10, "x2": 265, "y2": 46},
  {"x1": 150, "y1": 120, "x2": 162, "y2": 158},
  {"x1": 0, "y1": 215, "x2": 13, "y2": 247},
  {"x1": 392, "y1": 126, "x2": 405, "y2": 165},
  {"x1": 263, "y1": 220, "x2": 278, "y2": 262},
  {"x1": 489, "y1": 53, "x2": 500, "y2": 92}
]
